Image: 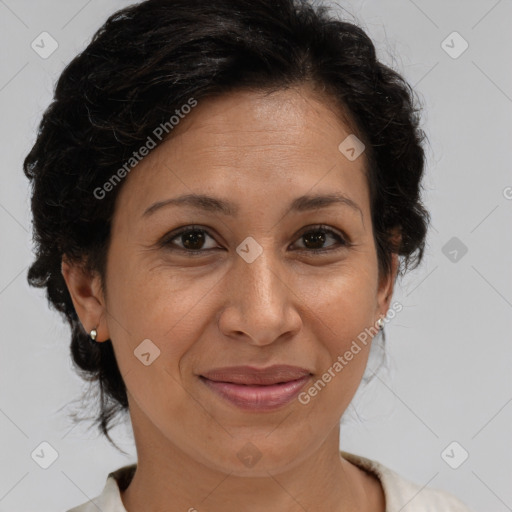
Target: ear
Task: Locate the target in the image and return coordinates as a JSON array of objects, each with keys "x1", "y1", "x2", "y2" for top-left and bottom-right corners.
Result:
[
  {"x1": 61, "y1": 255, "x2": 109, "y2": 342},
  {"x1": 375, "y1": 229, "x2": 401, "y2": 321}
]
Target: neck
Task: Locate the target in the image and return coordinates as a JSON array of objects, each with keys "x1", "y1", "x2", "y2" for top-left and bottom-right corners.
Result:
[{"x1": 120, "y1": 401, "x2": 378, "y2": 512}]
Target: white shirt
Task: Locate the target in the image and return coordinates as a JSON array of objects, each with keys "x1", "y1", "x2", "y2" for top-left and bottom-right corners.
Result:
[{"x1": 66, "y1": 450, "x2": 474, "y2": 512}]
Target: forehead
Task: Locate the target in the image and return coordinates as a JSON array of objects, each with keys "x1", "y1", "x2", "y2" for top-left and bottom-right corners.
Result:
[{"x1": 111, "y1": 87, "x2": 370, "y2": 227}]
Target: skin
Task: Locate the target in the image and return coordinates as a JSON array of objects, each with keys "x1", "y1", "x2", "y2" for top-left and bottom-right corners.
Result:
[{"x1": 62, "y1": 86, "x2": 399, "y2": 512}]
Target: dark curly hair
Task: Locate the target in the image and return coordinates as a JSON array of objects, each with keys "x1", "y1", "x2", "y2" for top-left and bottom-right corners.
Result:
[{"x1": 23, "y1": 0, "x2": 430, "y2": 452}]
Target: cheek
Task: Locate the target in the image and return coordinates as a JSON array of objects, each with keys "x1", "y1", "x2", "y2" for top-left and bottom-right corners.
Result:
[
  {"x1": 296, "y1": 277, "x2": 378, "y2": 413},
  {"x1": 105, "y1": 258, "x2": 221, "y2": 363},
  {"x1": 302, "y1": 265, "x2": 378, "y2": 398},
  {"x1": 104, "y1": 262, "x2": 210, "y2": 419},
  {"x1": 106, "y1": 248, "x2": 378, "y2": 358},
  {"x1": 304, "y1": 264, "x2": 378, "y2": 337}
]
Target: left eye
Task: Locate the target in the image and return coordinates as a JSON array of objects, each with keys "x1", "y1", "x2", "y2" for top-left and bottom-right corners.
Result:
[
  {"x1": 293, "y1": 226, "x2": 348, "y2": 253},
  {"x1": 161, "y1": 225, "x2": 349, "y2": 255}
]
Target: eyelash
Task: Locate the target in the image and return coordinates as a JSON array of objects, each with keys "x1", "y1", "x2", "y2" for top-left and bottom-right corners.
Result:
[{"x1": 159, "y1": 224, "x2": 350, "y2": 256}]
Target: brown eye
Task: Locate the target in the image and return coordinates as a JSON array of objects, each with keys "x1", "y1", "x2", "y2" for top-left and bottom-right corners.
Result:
[
  {"x1": 293, "y1": 226, "x2": 349, "y2": 254},
  {"x1": 161, "y1": 224, "x2": 349, "y2": 257},
  {"x1": 180, "y1": 229, "x2": 206, "y2": 251},
  {"x1": 162, "y1": 226, "x2": 220, "y2": 255}
]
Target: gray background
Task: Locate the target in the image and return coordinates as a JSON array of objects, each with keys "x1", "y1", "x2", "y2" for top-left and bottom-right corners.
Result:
[{"x1": 1, "y1": 0, "x2": 511, "y2": 510}]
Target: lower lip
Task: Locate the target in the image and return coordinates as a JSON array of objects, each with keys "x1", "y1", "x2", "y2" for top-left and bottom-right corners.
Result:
[{"x1": 200, "y1": 375, "x2": 311, "y2": 411}]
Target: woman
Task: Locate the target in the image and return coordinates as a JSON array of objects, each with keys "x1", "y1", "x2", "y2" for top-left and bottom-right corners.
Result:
[{"x1": 24, "y1": 0, "x2": 473, "y2": 510}]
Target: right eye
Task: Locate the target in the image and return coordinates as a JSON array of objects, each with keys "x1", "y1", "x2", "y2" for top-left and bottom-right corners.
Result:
[{"x1": 161, "y1": 226, "x2": 221, "y2": 256}]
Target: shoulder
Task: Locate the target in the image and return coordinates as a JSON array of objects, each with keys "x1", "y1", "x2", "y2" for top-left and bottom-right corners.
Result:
[
  {"x1": 340, "y1": 450, "x2": 474, "y2": 512},
  {"x1": 65, "y1": 464, "x2": 136, "y2": 512}
]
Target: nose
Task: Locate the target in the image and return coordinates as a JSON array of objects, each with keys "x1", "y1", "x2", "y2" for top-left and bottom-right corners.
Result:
[{"x1": 216, "y1": 243, "x2": 302, "y2": 347}]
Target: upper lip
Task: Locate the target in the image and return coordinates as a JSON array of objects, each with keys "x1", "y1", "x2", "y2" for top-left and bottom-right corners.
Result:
[{"x1": 200, "y1": 365, "x2": 312, "y2": 386}]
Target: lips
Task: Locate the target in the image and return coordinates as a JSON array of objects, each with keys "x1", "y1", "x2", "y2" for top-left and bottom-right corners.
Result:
[
  {"x1": 200, "y1": 365, "x2": 311, "y2": 386},
  {"x1": 199, "y1": 365, "x2": 313, "y2": 411}
]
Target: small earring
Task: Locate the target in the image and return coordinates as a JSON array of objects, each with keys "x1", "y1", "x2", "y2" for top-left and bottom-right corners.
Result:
[
  {"x1": 89, "y1": 328, "x2": 98, "y2": 341},
  {"x1": 376, "y1": 317, "x2": 384, "y2": 330}
]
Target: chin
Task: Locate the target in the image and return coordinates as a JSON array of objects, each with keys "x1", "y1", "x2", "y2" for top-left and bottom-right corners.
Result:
[{"x1": 196, "y1": 434, "x2": 314, "y2": 477}]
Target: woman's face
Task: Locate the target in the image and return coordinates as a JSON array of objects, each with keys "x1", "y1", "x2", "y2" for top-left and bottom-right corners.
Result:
[{"x1": 66, "y1": 86, "x2": 397, "y2": 475}]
